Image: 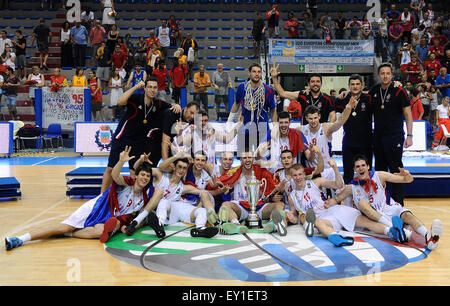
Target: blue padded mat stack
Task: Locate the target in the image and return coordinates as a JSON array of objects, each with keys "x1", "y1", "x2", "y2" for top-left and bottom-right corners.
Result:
[
  {"x1": 65, "y1": 167, "x2": 129, "y2": 197},
  {"x1": 0, "y1": 177, "x2": 21, "y2": 199}
]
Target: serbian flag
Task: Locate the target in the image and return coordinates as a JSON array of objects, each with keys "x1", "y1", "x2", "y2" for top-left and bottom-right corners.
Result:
[
  {"x1": 182, "y1": 164, "x2": 200, "y2": 203},
  {"x1": 288, "y1": 128, "x2": 307, "y2": 159}
]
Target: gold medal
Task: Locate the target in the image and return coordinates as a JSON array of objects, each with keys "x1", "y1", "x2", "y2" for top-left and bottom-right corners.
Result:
[
  {"x1": 381, "y1": 105, "x2": 384, "y2": 109},
  {"x1": 352, "y1": 111, "x2": 357, "y2": 116},
  {"x1": 143, "y1": 119, "x2": 147, "y2": 124}
]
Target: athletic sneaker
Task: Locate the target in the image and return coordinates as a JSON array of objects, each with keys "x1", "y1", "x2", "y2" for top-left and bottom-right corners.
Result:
[
  {"x1": 218, "y1": 206, "x2": 230, "y2": 235},
  {"x1": 305, "y1": 208, "x2": 316, "y2": 237},
  {"x1": 5, "y1": 237, "x2": 23, "y2": 251},
  {"x1": 425, "y1": 219, "x2": 443, "y2": 250},
  {"x1": 263, "y1": 221, "x2": 276, "y2": 233},
  {"x1": 271, "y1": 209, "x2": 287, "y2": 236},
  {"x1": 124, "y1": 220, "x2": 138, "y2": 236},
  {"x1": 146, "y1": 211, "x2": 166, "y2": 238},
  {"x1": 328, "y1": 233, "x2": 354, "y2": 247},
  {"x1": 222, "y1": 222, "x2": 248, "y2": 235},
  {"x1": 390, "y1": 216, "x2": 406, "y2": 243},
  {"x1": 207, "y1": 210, "x2": 219, "y2": 226},
  {"x1": 100, "y1": 217, "x2": 119, "y2": 243},
  {"x1": 190, "y1": 227, "x2": 219, "y2": 238}
]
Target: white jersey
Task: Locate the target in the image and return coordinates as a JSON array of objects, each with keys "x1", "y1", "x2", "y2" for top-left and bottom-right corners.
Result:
[
  {"x1": 289, "y1": 180, "x2": 326, "y2": 216},
  {"x1": 154, "y1": 172, "x2": 184, "y2": 201},
  {"x1": 232, "y1": 175, "x2": 250, "y2": 202},
  {"x1": 351, "y1": 171, "x2": 402, "y2": 212},
  {"x1": 275, "y1": 169, "x2": 295, "y2": 211},
  {"x1": 116, "y1": 186, "x2": 145, "y2": 216},
  {"x1": 303, "y1": 124, "x2": 332, "y2": 169},
  {"x1": 182, "y1": 168, "x2": 211, "y2": 206},
  {"x1": 174, "y1": 126, "x2": 216, "y2": 164}
]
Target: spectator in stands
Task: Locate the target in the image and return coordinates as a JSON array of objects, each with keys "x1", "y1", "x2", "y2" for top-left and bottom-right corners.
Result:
[
  {"x1": 31, "y1": 19, "x2": 51, "y2": 71},
  {"x1": 81, "y1": 7, "x2": 95, "y2": 32},
  {"x1": 306, "y1": 0, "x2": 317, "y2": 20},
  {"x1": 152, "y1": 59, "x2": 169, "y2": 102},
  {"x1": 419, "y1": 11, "x2": 433, "y2": 29},
  {"x1": 110, "y1": 43, "x2": 127, "y2": 80},
  {"x1": 70, "y1": 21, "x2": 89, "y2": 68},
  {"x1": 1, "y1": 44, "x2": 15, "y2": 71},
  {"x1": 126, "y1": 63, "x2": 147, "y2": 95},
  {"x1": 410, "y1": 87, "x2": 425, "y2": 120},
  {"x1": 285, "y1": 11, "x2": 299, "y2": 39},
  {"x1": 181, "y1": 33, "x2": 198, "y2": 78},
  {"x1": 387, "y1": 4, "x2": 400, "y2": 26},
  {"x1": 388, "y1": 20, "x2": 404, "y2": 66},
  {"x1": 426, "y1": 3, "x2": 435, "y2": 22},
  {"x1": 145, "y1": 43, "x2": 161, "y2": 76},
  {"x1": 415, "y1": 36, "x2": 429, "y2": 65},
  {"x1": 174, "y1": 48, "x2": 187, "y2": 65},
  {"x1": 124, "y1": 34, "x2": 135, "y2": 72},
  {"x1": 145, "y1": 30, "x2": 160, "y2": 52},
  {"x1": 212, "y1": 63, "x2": 232, "y2": 114},
  {"x1": 399, "y1": 7, "x2": 414, "y2": 44},
  {"x1": 432, "y1": 96, "x2": 450, "y2": 149},
  {"x1": 300, "y1": 12, "x2": 318, "y2": 39},
  {"x1": 25, "y1": 66, "x2": 44, "y2": 107},
  {"x1": 60, "y1": 21, "x2": 73, "y2": 68},
  {"x1": 376, "y1": 10, "x2": 389, "y2": 62},
  {"x1": 430, "y1": 28, "x2": 448, "y2": 48},
  {"x1": 156, "y1": 19, "x2": 171, "y2": 59},
  {"x1": 2, "y1": 67, "x2": 19, "y2": 120},
  {"x1": 319, "y1": 11, "x2": 335, "y2": 39},
  {"x1": 435, "y1": 67, "x2": 450, "y2": 99},
  {"x1": 410, "y1": 0, "x2": 426, "y2": 27},
  {"x1": 346, "y1": 16, "x2": 362, "y2": 40},
  {"x1": 398, "y1": 43, "x2": 413, "y2": 69},
  {"x1": 135, "y1": 36, "x2": 147, "y2": 67},
  {"x1": 49, "y1": 67, "x2": 69, "y2": 92},
  {"x1": 402, "y1": 54, "x2": 423, "y2": 84},
  {"x1": 169, "y1": 57, "x2": 188, "y2": 104},
  {"x1": 168, "y1": 15, "x2": 182, "y2": 46},
  {"x1": 266, "y1": 4, "x2": 280, "y2": 38},
  {"x1": 360, "y1": 14, "x2": 373, "y2": 40},
  {"x1": 101, "y1": 0, "x2": 116, "y2": 32},
  {"x1": 335, "y1": 11, "x2": 347, "y2": 40},
  {"x1": 428, "y1": 37, "x2": 445, "y2": 61},
  {"x1": 12, "y1": 30, "x2": 26, "y2": 81},
  {"x1": 424, "y1": 52, "x2": 442, "y2": 76},
  {"x1": 88, "y1": 69, "x2": 103, "y2": 121},
  {"x1": 443, "y1": 49, "x2": 450, "y2": 71},
  {"x1": 251, "y1": 11, "x2": 266, "y2": 57},
  {"x1": 90, "y1": 20, "x2": 106, "y2": 61},
  {"x1": 0, "y1": 30, "x2": 11, "y2": 58},
  {"x1": 417, "y1": 83, "x2": 432, "y2": 119},
  {"x1": 72, "y1": 67, "x2": 88, "y2": 87},
  {"x1": 428, "y1": 68, "x2": 437, "y2": 85},
  {"x1": 193, "y1": 65, "x2": 211, "y2": 111},
  {"x1": 106, "y1": 24, "x2": 119, "y2": 54},
  {"x1": 96, "y1": 40, "x2": 111, "y2": 89},
  {"x1": 108, "y1": 67, "x2": 124, "y2": 121}
]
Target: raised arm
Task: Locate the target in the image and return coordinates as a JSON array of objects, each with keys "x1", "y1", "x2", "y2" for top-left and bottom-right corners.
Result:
[
  {"x1": 111, "y1": 146, "x2": 135, "y2": 187},
  {"x1": 270, "y1": 63, "x2": 300, "y2": 100}
]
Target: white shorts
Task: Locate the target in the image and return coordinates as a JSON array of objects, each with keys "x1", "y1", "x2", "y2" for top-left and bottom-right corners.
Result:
[
  {"x1": 229, "y1": 200, "x2": 270, "y2": 222},
  {"x1": 62, "y1": 196, "x2": 99, "y2": 229},
  {"x1": 317, "y1": 205, "x2": 361, "y2": 232},
  {"x1": 320, "y1": 167, "x2": 336, "y2": 181},
  {"x1": 379, "y1": 203, "x2": 411, "y2": 223},
  {"x1": 168, "y1": 201, "x2": 198, "y2": 225}
]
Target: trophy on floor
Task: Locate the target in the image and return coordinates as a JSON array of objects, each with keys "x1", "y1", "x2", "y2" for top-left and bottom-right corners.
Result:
[{"x1": 244, "y1": 171, "x2": 267, "y2": 229}]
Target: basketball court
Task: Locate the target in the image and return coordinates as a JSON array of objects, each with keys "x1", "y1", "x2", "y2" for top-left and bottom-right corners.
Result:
[{"x1": 1, "y1": 152, "x2": 449, "y2": 286}]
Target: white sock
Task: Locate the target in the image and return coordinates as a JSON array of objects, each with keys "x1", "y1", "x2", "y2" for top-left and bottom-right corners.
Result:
[
  {"x1": 231, "y1": 219, "x2": 240, "y2": 225},
  {"x1": 64, "y1": 232, "x2": 73, "y2": 237},
  {"x1": 194, "y1": 208, "x2": 207, "y2": 228},
  {"x1": 417, "y1": 225, "x2": 428, "y2": 238},
  {"x1": 18, "y1": 233, "x2": 31, "y2": 242},
  {"x1": 133, "y1": 210, "x2": 149, "y2": 225},
  {"x1": 384, "y1": 227, "x2": 391, "y2": 237},
  {"x1": 378, "y1": 215, "x2": 392, "y2": 227}
]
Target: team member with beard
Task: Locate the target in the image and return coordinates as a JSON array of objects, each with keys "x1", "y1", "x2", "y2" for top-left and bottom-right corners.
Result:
[
  {"x1": 325, "y1": 155, "x2": 443, "y2": 250},
  {"x1": 5, "y1": 147, "x2": 154, "y2": 250},
  {"x1": 334, "y1": 74, "x2": 374, "y2": 184},
  {"x1": 228, "y1": 63, "x2": 278, "y2": 154},
  {"x1": 270, "y1": 63, "x2": 335, "y2": 124},
  {"x1": 213, "y1": 150, "x2": 287, "y2": 236}
]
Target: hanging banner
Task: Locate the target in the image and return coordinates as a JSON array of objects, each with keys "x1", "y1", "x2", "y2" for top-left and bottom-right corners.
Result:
[
  {"x1": 35, "y1": 87, "x2": 91, "y2": 131},
  {"x1": 269, "y1": 39, "x2": 374, "y2": 66},
  {"x1": 74, "y1": 122, "x2": 119, "y2": 154}
]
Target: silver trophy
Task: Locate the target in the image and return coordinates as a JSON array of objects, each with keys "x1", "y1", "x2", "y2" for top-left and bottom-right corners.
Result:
[{"x1": 244, "y1": 171, "x2": 267, "y2": 229}]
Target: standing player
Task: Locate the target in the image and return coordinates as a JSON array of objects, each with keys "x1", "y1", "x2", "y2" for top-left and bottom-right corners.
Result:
[
  {"x1": 334, "y1": 74, "x2": 374, "y2": 184},
  {"x1": 101, "y1": 77, "x2": 181, "y2": 193},
  {"x1": 288, "y1": 162, "x2": 406, "y2": 246},
  {"x1": 228, "y1": 63, "x2": 278, "y2": 155},
  {"x1": 270, "y1": 63, "x2": 335, "y2": 124},
  {"x1": 5, "y1": 147, "x2": 154, "y2": 250},
  {"x1": 326, "y1": 155, "x2": 443, "y2": 250}
]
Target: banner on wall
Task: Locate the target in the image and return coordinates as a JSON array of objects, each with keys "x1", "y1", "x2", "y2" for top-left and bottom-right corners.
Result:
[
  {"x1": 35, "y1": 87, "x2": 91, "y2": 131},
  {"x1": 269, "y1": 39, "x2": 374, "y2": 66},
  {"x1": 75, "y1": 122, "x2": 119, "y2": 154}
]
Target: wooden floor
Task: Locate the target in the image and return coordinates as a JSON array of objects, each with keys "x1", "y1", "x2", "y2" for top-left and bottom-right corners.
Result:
[{"x1": 1, "y1": 164, "x2": 449, "y2": 286}]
